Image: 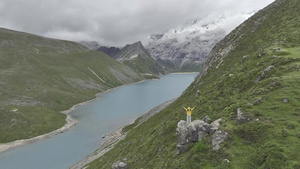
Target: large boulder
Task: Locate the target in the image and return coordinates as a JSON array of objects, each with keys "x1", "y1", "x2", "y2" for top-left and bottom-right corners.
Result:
[
  {"x1": 176, "y1": 120, "x2": 207, "y2": 145},
  {"x1": 176, "y1": 119, "x2": 215, "y2": 154},
  {"x1": 176, "y1": 118, "x2": 228, "y2": 153}
]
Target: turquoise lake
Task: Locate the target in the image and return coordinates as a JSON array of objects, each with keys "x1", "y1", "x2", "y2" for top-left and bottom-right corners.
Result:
[{"x1": 0, "y1": 73, "x2": 198, "y2": 169}]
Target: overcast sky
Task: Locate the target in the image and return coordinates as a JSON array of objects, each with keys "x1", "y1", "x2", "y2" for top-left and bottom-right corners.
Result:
[{"x1": 0, "y1": 0, "x2": 274, "y2": 47}]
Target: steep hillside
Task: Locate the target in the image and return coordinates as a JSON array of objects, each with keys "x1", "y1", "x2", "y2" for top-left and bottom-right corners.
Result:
[
  {"x1": 0, "y1": 28, "x2": 144, "y2": 143},
  {"x1": 86, "y1": 0, "x2": 300, "y2": 168},
  {"x1": 146, "y1": 12, "x2": 254, "y2": 72},
  {"x1": 115, "y1": 41, "x2": 165, "y2": 77}
]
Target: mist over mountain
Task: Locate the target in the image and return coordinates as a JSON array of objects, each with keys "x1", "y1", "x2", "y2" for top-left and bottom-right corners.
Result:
[{"x1": 146, "y1": 12, "x2": 255, "y2": 72}]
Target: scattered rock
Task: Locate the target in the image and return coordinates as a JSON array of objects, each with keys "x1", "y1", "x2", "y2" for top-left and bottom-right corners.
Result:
[
  {"x1": 212, "y1": 130, "x2": 228, "y2": 150},
  {"x1": 11, "y1": 109, "x2": 18, "y2": 112},
  {"x1": 273, "y1": 47, "x2": 281, "y2": 51},
  {"x1": 264, "y1": 65, "x2": 275, "y2": 72},
  {"x1": 195, "y1": 90, "x2": 200, "y2": 97},
  {"x1": 255, "y1": 72, "x2": 266, "y2": 83},
  {"x1": 282, "y1": 98, "x2": 289, "y2": 103},
  {"x1": 258, "y1": 52, "x2": 266, "y2": 58},
  {"x1": 224, "y1": 159, "x2": 230, "y2": 163},
  {"x1": 236, "y1": 108, "x2": 250, "y2": 124},
  {"x1": 255, "y1": 65, "x2": 274, "y2": 83},
  {"x1": 253, "y1": 98, "x2": 262, "y2": 105},
  {"x1": 241, "y1": 55, "x2": 249, "y2": 62},
  {"x1": 112, "y1": 161, "x2": 129, "y2": 169}
]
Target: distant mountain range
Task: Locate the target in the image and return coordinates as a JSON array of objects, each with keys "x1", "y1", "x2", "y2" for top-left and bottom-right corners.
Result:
[{"x1": 91, "y1": 12, "x2": 254, "y2": 72}]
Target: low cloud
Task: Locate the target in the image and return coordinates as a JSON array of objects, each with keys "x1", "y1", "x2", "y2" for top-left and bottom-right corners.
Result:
[{"x1": 0, "y1": 0, "x2": 274, "y2": 47}]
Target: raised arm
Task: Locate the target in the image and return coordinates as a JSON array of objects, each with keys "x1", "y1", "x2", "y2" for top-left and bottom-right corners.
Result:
[
  {"x1": 191, "y1": 107, "x2": 196, "y2": 111},
  {"x1": 182, "y1": 106, "x2": 187, "y2": 111}
]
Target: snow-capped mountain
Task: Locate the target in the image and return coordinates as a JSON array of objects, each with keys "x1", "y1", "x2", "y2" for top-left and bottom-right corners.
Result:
[{"x1": 146, "y1": 12, "x2": 255, "y2": 72}]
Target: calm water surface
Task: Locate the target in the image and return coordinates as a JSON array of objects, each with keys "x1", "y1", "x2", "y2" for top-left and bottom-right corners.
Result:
[{"x1": 0, "y1": 73, "x2": 197, "y2": 169}]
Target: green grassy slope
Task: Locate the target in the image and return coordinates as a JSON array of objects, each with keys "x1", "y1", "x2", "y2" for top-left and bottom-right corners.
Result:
[
  {"x1": 87, "y1": 0, "x2": 300, "y2": 168},
  {"x1": 0, "y1": 28, "x2": 144, "y2": 143}
]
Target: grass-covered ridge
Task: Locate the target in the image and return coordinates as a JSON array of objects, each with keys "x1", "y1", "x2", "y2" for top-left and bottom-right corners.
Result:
[
  {"x1": 87, "y1": 0, "x2": 300, "y2": 168},
  {"x1": 0, "y1": 28, "x2": 144, "y2": 143}
]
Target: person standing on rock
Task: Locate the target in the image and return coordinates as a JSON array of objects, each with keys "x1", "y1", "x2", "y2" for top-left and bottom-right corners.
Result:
[{"x1": 183, "y1": 106, "x2": 195, "y2": 123}]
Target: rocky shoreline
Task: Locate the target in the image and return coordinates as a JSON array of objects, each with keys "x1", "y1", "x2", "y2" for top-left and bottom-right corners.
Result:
[{"x1": 0, "y1": 114, "x2": 76, "y2": 153}]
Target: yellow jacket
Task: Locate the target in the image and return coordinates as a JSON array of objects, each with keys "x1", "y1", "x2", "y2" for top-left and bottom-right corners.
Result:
[{"x1": 183, "y1": 106, "x2": 195, "y2": 116}]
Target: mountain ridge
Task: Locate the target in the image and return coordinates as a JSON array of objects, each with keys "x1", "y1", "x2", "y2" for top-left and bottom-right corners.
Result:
[{"x1": 114, "y1": 41, "x2": 165, "y2": 76}]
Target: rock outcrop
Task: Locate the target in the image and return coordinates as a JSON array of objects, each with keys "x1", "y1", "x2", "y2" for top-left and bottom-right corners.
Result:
[{"x1": 176, "y1": 118, "x2": 227, "y2": 154}]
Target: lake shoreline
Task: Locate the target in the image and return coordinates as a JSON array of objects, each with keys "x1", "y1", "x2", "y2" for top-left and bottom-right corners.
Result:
[
  {"x1": 69, "y1": 99, "x2": 176, "y2": 169},
  {"x1": 0, "y1": 78, "x2": 150, "y2": 154}
]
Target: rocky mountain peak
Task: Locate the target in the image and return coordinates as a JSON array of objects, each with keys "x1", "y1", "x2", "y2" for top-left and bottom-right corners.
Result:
[{"x1": 146, "y1": 12, "x2": 255, "y2": 72}]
